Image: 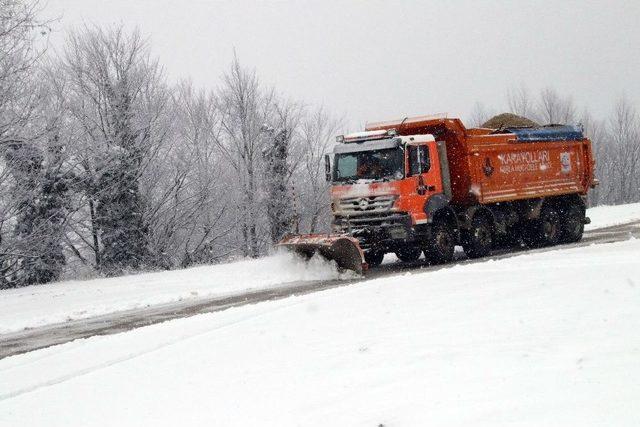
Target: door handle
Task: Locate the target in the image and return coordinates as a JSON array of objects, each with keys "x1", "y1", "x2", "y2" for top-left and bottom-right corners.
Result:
[{"x1": 417, "y1": 176, "x2": 426, "y2": 195}]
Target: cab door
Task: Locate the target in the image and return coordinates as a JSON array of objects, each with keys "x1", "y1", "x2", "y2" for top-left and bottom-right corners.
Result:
[
  {"x1": 406, "y1": 141, "x2": 441, "y2": 223},
  {"x1": 407, "y1": 142, "x2": 438, "y2": 194}
]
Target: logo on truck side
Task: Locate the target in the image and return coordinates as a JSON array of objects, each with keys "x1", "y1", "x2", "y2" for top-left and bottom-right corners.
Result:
[
  {"x1": 483, "y1": 157, "x2": 494, "y2": 177},
  {"x1": 560, "y1": 152, "x2": 571, "y2": 173},
  {"x1": 497, "y1": 150, "x2": 550, "y2": 174}
]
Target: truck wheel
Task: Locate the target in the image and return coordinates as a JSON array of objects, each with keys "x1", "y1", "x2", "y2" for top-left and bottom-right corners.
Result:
[
  {"x1": 462, "y1": 216, "x2": 493, "y2": 258},
  {"x1": 395, "y1": 247, "x2": 422, "y2": 263},
  {"x1": 493, "y1": 227, "x2": 521, "y2": 249},
  {"x1": 425, "y1": 222, "x2": 455, "y2": 264},
  {"x1": 559, "y1": 203, "x2": 584, "y2": 243},
  {"x1": 364, "y1": 251, "x2": 384, "y2": 268},
  {"x1": 523, "y1": 205, "x2": 560, "y2": 248}
]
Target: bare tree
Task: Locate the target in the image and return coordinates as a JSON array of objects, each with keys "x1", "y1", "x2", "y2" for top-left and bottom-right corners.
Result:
[
  {"x1": 59, "y1": 25, "x2": 170, "y2": 274},
  {"x1": 467, "y1": 101, "x2": 494, "y2": 127},
  {"x1": 296, "y1": 107, "x2": 342, "y2": 233},
  {"x1": 145, "y1": 81, "x2": 233, "y2": 268},
  {"x1": 506, "y1": 84, "x2": 533, "y2": 118},
  {"x1": 579, "y1": 109, "x2": 608, "y2": 206},
  {"x1": 0, "y1": 0, "x2": 49, "y2": 147},
  {"x1": 607, "y1": 97, "x2": 640, "y2": 204},
  {"x1": 0, "y1": 0, "x2": 52, "y2": 287},
  {"x1": 536, "y1": 87, "x2": 576, "y2": 124},
  {"x1": 216, "y1": 55, "x2": 274, "y2": 257},
  {"x1": 261, "y1": 98, "x2": 304, "y2": 243}
]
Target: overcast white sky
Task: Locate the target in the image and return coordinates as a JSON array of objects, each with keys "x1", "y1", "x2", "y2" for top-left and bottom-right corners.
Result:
[{"x1": 43, "y1": 0, "x2": 640, "y2": 130}]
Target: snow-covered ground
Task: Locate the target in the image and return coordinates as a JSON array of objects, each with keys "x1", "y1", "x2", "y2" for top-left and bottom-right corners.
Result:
[
  {"x1": 1, "y1": 238, "x2": 639, "y2": 426},
  {"x1": 585, "y1": 202, "x2": 640, "y2": 231},
  {"x1": 0, "y1": 252, "x2": 350, "y2": 334},
  {"x1": 1, "y1": 202, "x2": 639, "y2": 334}
]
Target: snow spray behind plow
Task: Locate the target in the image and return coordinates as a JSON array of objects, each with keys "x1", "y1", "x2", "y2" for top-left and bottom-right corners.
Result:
[{"x1": 277, "y1": 234, "x2": 367, "y2": 275}]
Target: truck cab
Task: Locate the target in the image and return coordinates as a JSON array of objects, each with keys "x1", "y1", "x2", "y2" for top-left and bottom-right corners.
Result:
[{"x1": 328, "y1": 129, "x2": 455, "y2": 266}]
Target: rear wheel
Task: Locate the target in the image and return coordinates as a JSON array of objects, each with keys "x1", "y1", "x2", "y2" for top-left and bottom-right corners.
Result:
[
  {"x1": 493, "y1": 227, "x2": 522, "y2": 249},
  {"x1": 559, "y1": 203, "x2": 584, "y2": 243},
  {"x1": 364, "y1": 251, "x2": 384, "y2": 268},
  {"x1": 462, "y1": 216, "x2": 493, "y2": 258},
  {"x1": 395, "y1": 247, "x2": 422, "y2": 263},
  {"x1": 425, "y1": 222, "x2": 455, "y2": 264},
  {"x1": 523, "y1": 205, "x2": 560, "y2": 248}
]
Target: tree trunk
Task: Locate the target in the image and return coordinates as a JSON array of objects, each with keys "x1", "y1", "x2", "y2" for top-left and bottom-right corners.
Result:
[
  {"x1": 245, "y1": 164, "x2": 260, "y2": 257},
  {"x1": 89, "y1": 198, "x2": 101, "y2": 268}
]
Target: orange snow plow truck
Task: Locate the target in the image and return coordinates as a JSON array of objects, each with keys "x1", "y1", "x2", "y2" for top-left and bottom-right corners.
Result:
[{"x1": 279, "y1": 115, "x2": 597, "y2": 274}]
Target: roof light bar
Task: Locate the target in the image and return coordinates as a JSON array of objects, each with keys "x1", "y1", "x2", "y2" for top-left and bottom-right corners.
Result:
[{"x1": 339, "y1": 128, "x2": 399, "y2": 144}]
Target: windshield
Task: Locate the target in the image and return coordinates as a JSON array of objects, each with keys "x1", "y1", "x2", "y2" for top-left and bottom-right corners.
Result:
[{"x1": 333, "y1": 147, "x2": 404, "y2": 183}]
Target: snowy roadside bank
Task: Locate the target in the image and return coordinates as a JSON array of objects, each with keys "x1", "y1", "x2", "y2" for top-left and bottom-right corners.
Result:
[
  {"x1": 1, "y1": 239, "x2": 639, "y2": 426},
  {"x1": 0, "y1": 251, "x2": 349, "y2": 334},
  {"x1": 1, "y1": 202, "x2": 639, "y2": 335},
  {"x1": 585, "y1": 202, "x2": 640, "y2": 231}
]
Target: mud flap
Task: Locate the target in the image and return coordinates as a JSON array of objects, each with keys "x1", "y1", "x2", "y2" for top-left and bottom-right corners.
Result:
[{"x1": 277, "y1": 234, "x2": 367, "y2": 275}]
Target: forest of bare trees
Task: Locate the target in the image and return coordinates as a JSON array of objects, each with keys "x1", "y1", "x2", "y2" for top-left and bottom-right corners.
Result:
[
  {"x1": 0, "y1": 1, "x2": 340, "y2": 287},
  {"x1": 1, "y1": 0, "x2": 638, "y2": 288}
]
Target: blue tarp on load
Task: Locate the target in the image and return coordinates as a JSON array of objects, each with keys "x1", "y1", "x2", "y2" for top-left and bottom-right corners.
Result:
[{"x1": 506, "y1": 125, "x2": 584, "y2": 142}]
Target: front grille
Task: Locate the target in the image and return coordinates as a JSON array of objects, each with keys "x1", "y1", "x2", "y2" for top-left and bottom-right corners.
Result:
[
  {"x1": 332, "y1": 212, "x2": 412, "y2": 250},
  {"x1": 332, "y1": 212, "x2": 410, "y2": 235},
  {"x1": 335, "y1": 195, "x2": 397, "y2": 216}
]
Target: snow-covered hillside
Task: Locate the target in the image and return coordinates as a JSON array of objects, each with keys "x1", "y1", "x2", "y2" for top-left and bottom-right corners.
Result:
[
  {"x1": 1, "y1": 202, "x2": 639, "y2": 334},
  {"x1": 1, "y1": 237, "x2": 639, "y2": 426}
]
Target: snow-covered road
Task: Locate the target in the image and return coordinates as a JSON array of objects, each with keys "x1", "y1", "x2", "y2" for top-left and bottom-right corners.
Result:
[
  {"x1": 1, "y1": 236, "x2": 639, "y2": 426},
  {"x1": 1, "y1": 202, "x2": 639, "y2": 335},
  {"x1": 1, "y1": 215, "x2": 639, "y2": 359}
]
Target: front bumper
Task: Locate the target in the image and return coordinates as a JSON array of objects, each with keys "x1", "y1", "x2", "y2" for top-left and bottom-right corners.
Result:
[{"x1": 332, "y1": 212, "x2": 415, "y2": 251}]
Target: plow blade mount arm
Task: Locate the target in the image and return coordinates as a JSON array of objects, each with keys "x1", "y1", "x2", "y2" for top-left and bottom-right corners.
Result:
[{"x1": 277, "y1": 234, "x2": 367, "y2": 275}]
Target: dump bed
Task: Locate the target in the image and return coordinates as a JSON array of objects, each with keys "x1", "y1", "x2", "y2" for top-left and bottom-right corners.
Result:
[
  {"x1": 365, "y1": 117, "x2": 596, "y2": 206},
  {"x1": 460, "y1": 129, "x2": 595, "y2": 204}
]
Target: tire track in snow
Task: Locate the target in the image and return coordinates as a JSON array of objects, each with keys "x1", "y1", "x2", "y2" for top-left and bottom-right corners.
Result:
[{"x1": 0, "y1": 297, "x2": 310, "y2": 401}]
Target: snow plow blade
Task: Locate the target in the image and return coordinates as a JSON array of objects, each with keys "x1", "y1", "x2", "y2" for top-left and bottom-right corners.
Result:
[{"x1": 277, "y1": 234, "x2": 367, "y2": 275}]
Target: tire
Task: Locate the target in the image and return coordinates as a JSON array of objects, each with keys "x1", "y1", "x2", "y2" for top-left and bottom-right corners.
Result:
[
  {"x1": 523, "y1": 205, "x2": 560, "y2": 248},
  {"x1": 364, "y1": 251, "x2": 384, "y2": 268},
  {"x1": 521, "y1": 221, "x2": 540, "y2": 248},
  {"x1": 559, "y1": 203, "x2": 584, "y2": 243},
  {"x1": 424, "y1": 222, "x2": 455, "y2": 264},
  {"x1": 462, "y1": 216, "x2": 493, "y2": 258},
  {"x1": 493, "y1": 227, "x2": 522, "y2": 249},
  {"x1": 395, "y1": 247, "x2": 422, "y2": 263}
]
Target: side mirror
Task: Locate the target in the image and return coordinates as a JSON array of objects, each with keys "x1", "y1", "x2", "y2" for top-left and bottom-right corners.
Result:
[{"x1": 324, "y1": 154, "x2": 331, "y2": 182}]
